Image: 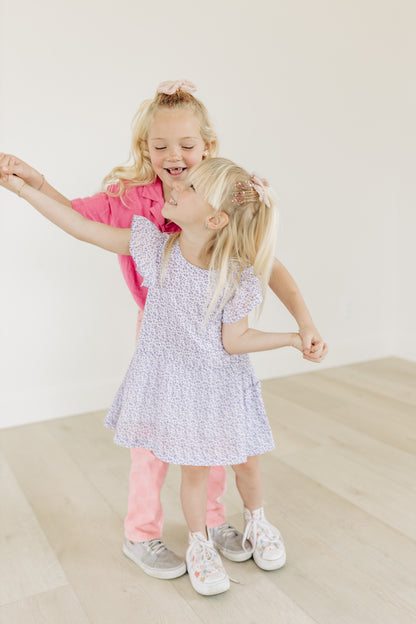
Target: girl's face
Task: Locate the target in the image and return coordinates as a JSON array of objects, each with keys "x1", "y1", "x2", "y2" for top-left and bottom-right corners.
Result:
[
  {"x1": 162, "y1": 180, "x2": 213, "y2": 229},
  {"x1": 147, "y1": 108, "x2": 207, "y2": 197}
]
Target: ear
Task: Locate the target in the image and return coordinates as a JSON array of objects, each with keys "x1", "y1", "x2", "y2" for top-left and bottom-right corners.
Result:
[
  {"x1": 203, "y1": 141, "x2": 214, "y2": 159},
  {"x1": 206, "y1": 211, "x2": 228, "y2": 231}
]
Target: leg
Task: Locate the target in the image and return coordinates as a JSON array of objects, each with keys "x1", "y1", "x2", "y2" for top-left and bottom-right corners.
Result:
[
  {"x1": 207, "y1": 465, "x2": 252, "y2": 562},
  {"x1": 123, "y1": 448, "x2": 186, "y2": 579},
  {"x1": 122, "y1": 311, "x2": 185, "y2": 578},
  {"x1": 180, "y1": 465, "x2": 210, "y2": 535},
  {"x1": 232, "y1": 455, "x2": 262, "y2": 511},
  {"x1": 232, "y1": 456, "x2": 286, "y2": 571},
  {"x1": 124, "y1": 447, "x2": 169, "y2": 542},
  {"x1": 126, "y1": 312, "x2": 167, "y2": 542},
  {"x1": 206, "y1": 465, "x2": 227, "y2": 528},
  {"x1": 181, "y1": 465, "x2": 230, "y2": 596}
]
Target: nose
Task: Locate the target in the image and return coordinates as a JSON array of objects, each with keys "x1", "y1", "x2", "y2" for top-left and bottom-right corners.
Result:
[{"x1": 167, "y1": 146, "x2": 181, "y2": 161}]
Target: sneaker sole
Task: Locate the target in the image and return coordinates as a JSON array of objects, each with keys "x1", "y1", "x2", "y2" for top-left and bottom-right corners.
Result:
[
  {"x1": 122, "y1": 544, "x2": 187, "y2": 580},
  {"x1": 186, "y1": 565, "x2": 230, "y2": 596},
  {"x1": 215, "y1": 546, "x2": 252, "y2": 562},
  {"x1": 253, "y1": 551, "x2": 286, "y2": 571}
]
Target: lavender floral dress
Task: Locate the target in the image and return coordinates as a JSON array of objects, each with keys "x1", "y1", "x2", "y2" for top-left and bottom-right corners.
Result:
[{"x1": 104, "y1": 216, "x2": 275, "y2": 465}]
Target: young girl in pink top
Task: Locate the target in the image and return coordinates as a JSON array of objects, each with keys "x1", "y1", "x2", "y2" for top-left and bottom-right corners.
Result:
[{"x1": 0, "y1": 80, "x2": 327, "y2": 581}]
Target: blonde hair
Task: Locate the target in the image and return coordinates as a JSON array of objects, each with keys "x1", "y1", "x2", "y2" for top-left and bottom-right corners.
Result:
[
  {"x1": 102, "y1": 85, "x2": 218, "y2": 198},
  {"x1": 163, "y1": 158, "x2": 278, "y2": 319}
]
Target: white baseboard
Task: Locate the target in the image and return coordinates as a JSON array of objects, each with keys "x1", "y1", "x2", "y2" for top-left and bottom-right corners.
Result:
[
  {"x1": 394, "y1": 333, "x2": 416, "y2": 363},
  {"x1": 0, "y1": 379, "x2": 118, "y2": 430},
  {"x1": 1, "y1": 334, "x2": 411, "y2": 430},
  {"x1": 251, "y1": 334, "x2": 397, "y2": 380}
]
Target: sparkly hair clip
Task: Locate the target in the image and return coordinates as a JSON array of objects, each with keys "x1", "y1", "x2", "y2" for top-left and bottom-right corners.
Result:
[
  {"x1": 157, "y1": 79, "x2": 197, "y2": 95},
  {"x1": 231, "y1": 175, "x2": 271, "y2": 209}
]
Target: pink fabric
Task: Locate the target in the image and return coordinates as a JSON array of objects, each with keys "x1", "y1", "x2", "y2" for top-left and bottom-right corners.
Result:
[
  {"x1": 157, "y1": 79, "x2": 197, "y2": 95},
  {"x1": 205, "y1": 465, "x2": 228, "y2": 529},
  {"x1": 125, "y1": 447, "x2": 170, "y2": 542},
  {"x1": 71, "y1": 179, "x2": 179, "y2": 309},
  {"x1": 125, "y1": 448, "x2": 227, "y2": 541}
]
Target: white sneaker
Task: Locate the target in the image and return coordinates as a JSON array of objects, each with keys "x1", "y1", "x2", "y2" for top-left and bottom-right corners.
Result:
[
  {"x1": 242, "y1": 508, "x2": 286, "y2": 571},
  {"x1": 123, "y1": 538, "x2": 186, "y2": 579},
  {"x1": 186, "y1": 531, "x2": 230, "y2": 595}
]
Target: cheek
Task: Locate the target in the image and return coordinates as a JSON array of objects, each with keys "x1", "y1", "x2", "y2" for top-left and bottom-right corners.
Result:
[
  {"x1": 149, "y1": 152, "x2": 163, "y2": 170},
  {"x1": 184, "y1": 148, "x2": 204, "y2": 167}
]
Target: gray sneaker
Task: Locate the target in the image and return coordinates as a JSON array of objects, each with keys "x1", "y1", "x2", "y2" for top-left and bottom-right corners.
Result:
[
  {"x1": 208, "y1": 523, "x2": 252, "y2": 562},
  {"x1": 123, "y1": 538, "x2": 186, "y2": 579}
]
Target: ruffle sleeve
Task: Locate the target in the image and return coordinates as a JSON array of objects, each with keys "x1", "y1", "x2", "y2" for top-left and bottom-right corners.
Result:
[
  {"x1": 222, "y1": 267, "x2": 263, "y2": 324},
  {"x1": 129, "y1": 216, "x2": 169, "y2": 287}
]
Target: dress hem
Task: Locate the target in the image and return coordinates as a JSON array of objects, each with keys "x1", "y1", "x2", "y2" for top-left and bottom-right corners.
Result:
[{"x1": 105, "y1": 424, "x2": 274, "y2": 466}]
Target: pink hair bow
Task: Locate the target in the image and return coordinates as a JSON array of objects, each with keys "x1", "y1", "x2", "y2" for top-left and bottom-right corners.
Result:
[
  {"x1": 157, "y1": 79, "x2": 197, "y2": 95},
  {"x1": 251, "y1": 174, "x2": 271, "y2": 208}
]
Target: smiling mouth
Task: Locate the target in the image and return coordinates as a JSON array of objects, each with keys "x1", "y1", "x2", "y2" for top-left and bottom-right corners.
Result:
[{"x1": 165, "y1": 167, "x2": 186, "y2": 176}]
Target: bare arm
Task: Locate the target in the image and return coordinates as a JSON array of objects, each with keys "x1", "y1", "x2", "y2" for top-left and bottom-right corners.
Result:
[
  {"x1": 269, "y1": 258, "x2": 314, "y2": 327},
  {"x1": 268, "y1": 257, "x2": 328, "y2": 362},
  {"x1": 2, "y1": 175, "x2": 130, "y2": 255},
  {"x1": 222, "y1": 315, "x2": 302, "y2": 355},
  {"x1": 0, "y1": 153, "x2": 72, "y2": 206}
]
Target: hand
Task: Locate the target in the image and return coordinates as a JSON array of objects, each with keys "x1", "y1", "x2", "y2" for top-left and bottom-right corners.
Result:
[
  {"x1": 0, "y1": 153, "x2": 43, "y2": 189},
  {"x1": 0, "y1": 171, "x2": 25, "y2": 195},
  {"x1": 299, "y1": 324, "x2": 328, "y2": 363}
]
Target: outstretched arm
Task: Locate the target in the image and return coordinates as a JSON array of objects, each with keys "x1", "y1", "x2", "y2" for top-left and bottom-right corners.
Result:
[
  {"x1": 1, "y1": 174, "x2": 130, "y2": 255},
  {"x1": 222, "y1": 315, "x2": 303, "y2": 355},
  {"x1": 268, "y1": 258, "x2": 328, "y2": 363},
  {"x1": 0, "y1": 153, "x2": 72, "y2": 206}
]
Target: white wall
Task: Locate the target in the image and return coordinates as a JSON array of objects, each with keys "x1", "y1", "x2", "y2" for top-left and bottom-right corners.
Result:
[
  {"x1": 1, "y1": 0, "x2": 414, "y2": 428},
  {"x1": 394, "y1": 6, "x2": 416, "y2": 361}
]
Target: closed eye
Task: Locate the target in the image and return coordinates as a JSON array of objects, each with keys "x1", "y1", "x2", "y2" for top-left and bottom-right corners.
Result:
[
  {"x1": 182, "y1": 146, "x2": 195, "y2": 150},
  {"x1": 154, "y1": 147, "x2": 166, "y2": 150}
]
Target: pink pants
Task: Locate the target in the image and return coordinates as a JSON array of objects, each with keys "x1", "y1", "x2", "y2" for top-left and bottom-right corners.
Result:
[{"x1": 124, "y1": 309, "x2": 227, "y2": 542}]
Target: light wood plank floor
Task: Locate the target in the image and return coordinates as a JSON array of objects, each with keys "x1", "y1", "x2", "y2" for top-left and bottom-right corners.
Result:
[{"x1": 1, "y1": 357, "x2": 415, "y2": 624}]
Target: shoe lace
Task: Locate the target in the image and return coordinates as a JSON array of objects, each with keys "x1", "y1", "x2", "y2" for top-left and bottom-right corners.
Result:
[
  {"x1": 146, "y1": 539, "x2": 169, "y2": 556},
  {"x1": 189, "y1": 534, "x2": 240, "y2": 584},
  {"x1": 188, "y1": 534, "x2": 219, "y2": 570},
  {"x1": 242, "y1": 517, "x2": 282, "y2": 554},
  {"x1": 214, "y1": 523, "x2": 240, "y2": 539}
]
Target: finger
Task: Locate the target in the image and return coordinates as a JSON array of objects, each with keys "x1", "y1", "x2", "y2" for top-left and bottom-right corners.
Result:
[
  {"x1": 303, "y1": 356, "x2": 323, "y2": 364},
  {"x1": 2, "y1": 161, "x2": 25, "y2": 180},
  {"x1": 303, "y1": 351, "x2": 322, "y2": 361},
  {"x1": 309, "y1": 340, "x2": 324, "y2": 352},
  {"x1": 3, "y1": 156, "x2": 13, "y2": 179},
  {"x1": 309, "y1": 346, "x2": 321, "y2": 354},
  {"x1": 319, "y1": 344, "x2": 329, "y2": 359},
  {"x1": 303, "y1": 354, "x2": 321, "y2": 363},
  {"x1": 0, "y1": 154, "x2": 6, "y2": 176},
  {"x1": 303, "y1": 347, "x2": 327, "y2": 363}
]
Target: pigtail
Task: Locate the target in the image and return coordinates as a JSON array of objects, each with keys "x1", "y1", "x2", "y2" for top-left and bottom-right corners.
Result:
[{"x1": 186, "y1": 158, "x2": 278, "y2": 322}]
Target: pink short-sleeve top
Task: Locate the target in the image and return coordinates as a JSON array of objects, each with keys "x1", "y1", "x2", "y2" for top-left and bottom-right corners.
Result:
[{"x1": 71, "y1": 178, "x2": 180, "y2": 309}]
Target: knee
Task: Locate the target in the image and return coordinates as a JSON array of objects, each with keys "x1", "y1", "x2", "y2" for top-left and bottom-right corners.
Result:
[
  {"x1": 232, "y1": 455, "x2": 259, "y2": 477},
  {"x1": 181, "y1": 465, "x2": 210, "y2": 486}
]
